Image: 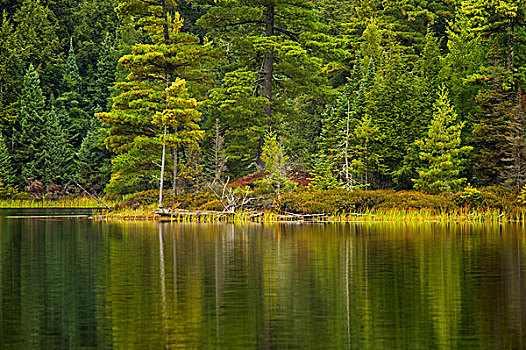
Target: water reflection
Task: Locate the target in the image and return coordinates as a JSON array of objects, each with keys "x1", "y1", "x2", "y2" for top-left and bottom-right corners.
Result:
[{"x1": 1, "y1": 217, "x2": 526, "y2": 349}]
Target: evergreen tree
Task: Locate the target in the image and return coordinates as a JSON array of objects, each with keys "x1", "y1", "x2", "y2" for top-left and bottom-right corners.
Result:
[
  {"x1": 197, "y1": 0, "x2": 345, "y2": 150},
  {"x1": 90, "y1": 32, "x2": 117, "y2": 113},
  {"x1": 206, "y1": 118, "x2": 227, "y2": 183},
  {"x1": 321, "y1": 53, "x2": 377, "y2": 187},
  {"x1": 56, "y1": 39, "x2": 90, "y2": 148},
  {"x1": 260, "y1": 131, "x2": 296, "y2": 195},
  {"x1": 413, "y1": 86, "x2": 472, "y2": 194},
  {"x1": 12, "y1": 0, "x2": 62, "y2": 94},
  {"x1": 14, "y1": 64, "x2": 46, "y2": 182},
  {"x1": 308, "y1": 156, "x2": 342, "y2": 191},
  {"x1": 205, "y1": 68, "x2": 267, "y2": 177},
  {"x1": 0, "y1": 11, "x2": 22, "y2": 134},
  {"x1": 351, "y1": 114, "x2": 383, "y2": 188},
  {"x1": 0, "y1": 133, "x2": 15, "y2": 187},
  {"x1": 98, "y1": 0, "x2": 214, "y2": 200},
  {"x1": 502, "y1": 88, "x2": 526, "y2": 190},
  {"x1": 76, "y1": 128, "x2": 112, "y2": 192},
  {"x1": 366, "y1": 50, "x2": 424, "y2": 188},
  {"x1": 471, "y1": 63, "x2": 513, "y2": 186},
  {"x1": 41, "y1": 106, "x2": 74, "y2": 184}
]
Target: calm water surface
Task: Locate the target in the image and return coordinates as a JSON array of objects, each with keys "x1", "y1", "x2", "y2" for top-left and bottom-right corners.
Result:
[{"x1": 1, "y1": 210, "x2": 526, "y2": 349}]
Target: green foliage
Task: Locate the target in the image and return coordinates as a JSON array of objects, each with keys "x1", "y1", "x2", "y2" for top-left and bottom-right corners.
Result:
[
  {"x1": 452, "y1": 184, "x2": 485, "y2": 208},
  {"x1": 517, "y1": 185, "x2": 526, "y2": 206},
  {"x1": 98, "y1": 2, "x2": 213, "y2": 195},
  {"x1": 41, "y1": 107, "x2": 74, "y2": 185},
  {"x1": 413, "y1": 86, "x2": 472, "y2": 194},
  {"x1": 366, "y1": 50, "x2": 425, "y2": 187},
  {"x1": 76, "y1": 128, "x2": 112, "y2": 192},
  {"x1": 205, "y1": 69, "x2": 267, "y2": 177},
  {"x1": 308, "y1": 157, "x2": 342, "y2": 191},
  {"x1": 0, "y1": 133, "x2": 15, "y2": 187},
  {"x1": 2, "y1": 0, "x2": 526, "y2": 196},
  {"x1": 197, "y1": 0, "x2": 345, "y2": 131},
  {"x1": 14, "y1": 64, "x2": 46, "y2": 181},
  {"x1": 259, "y1": 131, "x2": 296, "y2": 195}
]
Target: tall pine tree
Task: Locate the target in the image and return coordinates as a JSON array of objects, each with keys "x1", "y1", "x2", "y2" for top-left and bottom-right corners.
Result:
[{"x1": 98, "y1": 0, "x2": 215, "y2": 200}]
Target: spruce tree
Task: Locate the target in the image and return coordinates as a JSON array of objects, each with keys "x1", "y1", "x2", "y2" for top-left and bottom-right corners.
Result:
[
  {"x1": 206, "y1": 118, "x2": 227, "y2": 183},
  {"x1": 205, "y1": 68, "x2": 267, "y2": 177},
  {"x1": 41, "y1": 106, "x2": 74, "y2": 185},
  {"x1": 56, "y1": 39, "x2": 89, "y2": 148},
  {"x1": 413, "y1": 85, "x2": 472, "y2": 194},
  {"x1": 260, "y1": 131, "x2": 296, "y2": 195},
  {"x1": 0, "y1": 133, "x2": 15, "y2": 187},
  {"x1": 366, "y1": 49, "x2": 423, "y2": 187},
  {"x1": 90, "y1": 32, "x2": 117, "y2": 113},
  {"x1": 76, "y1": 128, "x2": 111, "y2": 192},
  {"x1": 351, "y1": 115, "x2": 383, "y2": 188},
  {"x1": 14, "y1": 64, "x2": 46, "y2": 181}
]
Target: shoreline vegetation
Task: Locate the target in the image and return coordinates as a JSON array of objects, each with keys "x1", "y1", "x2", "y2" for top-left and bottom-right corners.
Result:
[{"x1": 3, "y1": 186, "x2": 526, "y2": 224}]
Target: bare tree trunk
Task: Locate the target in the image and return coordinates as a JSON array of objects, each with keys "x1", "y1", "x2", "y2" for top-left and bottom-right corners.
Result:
[
  {"x1": 159, "y1": 0, "x2": 172, "y2": 208},
  {"x1": 159, "y1": 125, "x2": 167, "y2": 208},
  {"x1": 344, "y1": 99, "x2": 351, "y2": 190}
]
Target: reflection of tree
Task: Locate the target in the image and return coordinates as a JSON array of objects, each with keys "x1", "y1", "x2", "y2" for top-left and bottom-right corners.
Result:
[{"x1": 3, "y1": 219, "x2": 526, "y2": 348}]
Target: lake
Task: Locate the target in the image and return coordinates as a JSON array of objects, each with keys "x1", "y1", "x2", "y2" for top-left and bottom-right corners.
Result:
[{"x1": 1, "y1": 209, "x2": 525, "y2": 349}]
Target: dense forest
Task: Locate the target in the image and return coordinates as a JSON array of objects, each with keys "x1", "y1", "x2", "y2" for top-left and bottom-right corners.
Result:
[{"x1": 0, "y1": 0, "x2": 525, "y2": 198}]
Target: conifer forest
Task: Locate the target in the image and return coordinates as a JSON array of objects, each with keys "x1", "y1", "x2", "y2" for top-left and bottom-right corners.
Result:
[{"x1": 1, "y1": 0, "x2": 525, "y2": 200}]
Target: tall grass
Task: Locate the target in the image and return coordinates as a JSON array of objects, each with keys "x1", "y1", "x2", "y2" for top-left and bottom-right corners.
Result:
[{"x1": 0, "y1": 197, "x2": 115, "y2": 208}]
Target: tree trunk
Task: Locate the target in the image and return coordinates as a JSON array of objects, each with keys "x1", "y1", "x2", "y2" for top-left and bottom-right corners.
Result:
[
  {"x1": 262, "y1": 4, "x2": 275, "y2": 126},
  {"x1": 257, "y1": 4, "x2": 275, "y2": 163},
  {"x1": 159, "y1": 125, "x2": 167, "y2": 209},
  {"x1": 158, "y1": 0, "x2": 172, "y2": 208},
  {"x1": 344, "y1": 99, "x2": 351, "y2": 190}
]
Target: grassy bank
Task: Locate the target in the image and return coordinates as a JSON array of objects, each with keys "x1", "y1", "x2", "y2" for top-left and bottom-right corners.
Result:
[
  {"x1": 2, "y1": 186, "x2": 525, "y2": 224},
  {"x1": 0, "y1": 197, "x2": 115, "y2": 208}
]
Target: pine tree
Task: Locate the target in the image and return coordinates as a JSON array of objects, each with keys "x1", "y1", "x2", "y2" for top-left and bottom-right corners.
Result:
[
  {"x1": 14, "y1": 64, "x2": 46, "y2": 181},
  {"x1": 197, "y1": 0, "x2": 345, "y2": 149},
  {"x1": 98, "y1": 0, "x2": 214, "y2": 202},
  {"x1": 413, "y1": 85, "x2": 472, "y2": 194},
  {"x1": 0, "y1": 133, "x2": 15, "y2": 187}
]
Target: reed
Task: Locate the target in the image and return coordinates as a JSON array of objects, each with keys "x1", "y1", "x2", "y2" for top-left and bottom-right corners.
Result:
[{"x1": 0, "y1": 197, "x2": 115, "y2": 208}]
